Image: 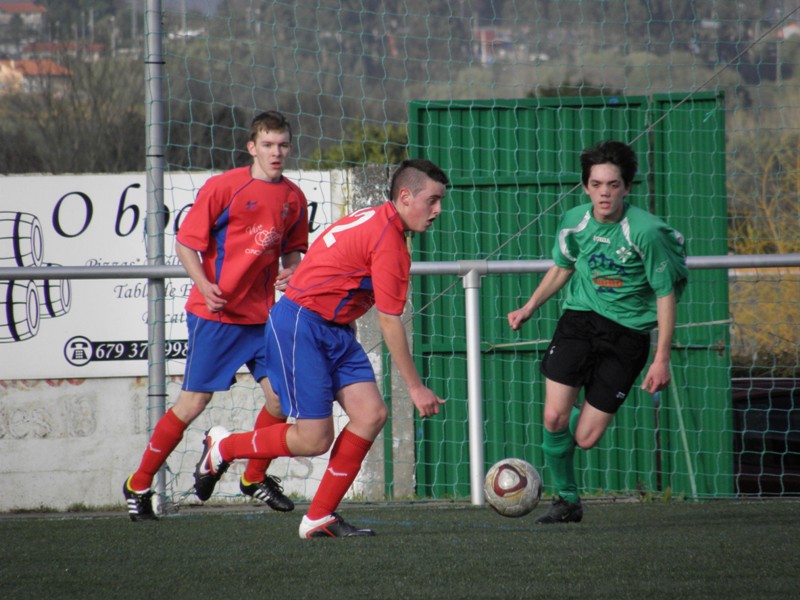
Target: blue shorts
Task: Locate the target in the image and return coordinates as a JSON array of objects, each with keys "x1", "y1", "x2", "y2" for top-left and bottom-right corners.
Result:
[
  {"x1": 265, "y1": 297, "x2": 376, "y2": 419},
  {"x1": 182, "y1": 313, "x2": 267, "y2": 392}
]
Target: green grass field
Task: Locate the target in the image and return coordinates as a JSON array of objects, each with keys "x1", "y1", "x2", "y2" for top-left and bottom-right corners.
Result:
[{"x1": 1, "y1": 500, "x2": 797, "y2": 599}]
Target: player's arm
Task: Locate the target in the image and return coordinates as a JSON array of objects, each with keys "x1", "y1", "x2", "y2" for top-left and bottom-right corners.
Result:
[
  {"x1": 377, "y1": 311, "x2": 445, "y2": 418},
  {"x1": 641, "y1": 292, "x2": 676, "y2": 394},
  {"x1": 508, "y1": 264, "x2": 574, "y2": 330},
  {"x1": 175, "y1": 241, "x2": 226, "y2": 312},
  {"x1": 275, "y1": 250, "x2": 303, "y2": 292}
]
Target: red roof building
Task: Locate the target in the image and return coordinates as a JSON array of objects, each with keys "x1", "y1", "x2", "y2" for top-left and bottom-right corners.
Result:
[
  {"x1": 0, "y1": 58, "x2": 72, "y2": 94},
  {"x1": 0, "y1": 2, "x2": 46, "y2": 14},
  {"x1": 0, "y1": 2, "x2": 46, "y2": 27}
]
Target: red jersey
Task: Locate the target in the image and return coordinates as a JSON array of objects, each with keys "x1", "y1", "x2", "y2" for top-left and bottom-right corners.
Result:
[
  {"x1": 285, "y1": 201, "x2": 409, "y2": 324},
  {"x1": 177, "y1": 167, "x2": 308, "y2": 324}
]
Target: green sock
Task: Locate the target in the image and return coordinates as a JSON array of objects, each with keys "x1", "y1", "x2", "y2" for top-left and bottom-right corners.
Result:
[{"x1": 542, "y1": 427, "x2": 579, "y2": 503}]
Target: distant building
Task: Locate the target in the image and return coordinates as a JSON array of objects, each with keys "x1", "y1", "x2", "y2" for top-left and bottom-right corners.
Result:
[
  {"x1": 0, "y1": 2, "x2": 47, "y2": 57},
  {"x1": 0, "y1": 58, "x2": 72, "y2": 94},
  {"x1": 473, "y1": 26, "x2": 549, "y2": 66},
  {"x1": 473, "y1": 27, "x2": 511, "y2": 65},
  {"x1": 778, "y1": 23, "x2": 800, "y2": 40},
  {"x1": 0, "y1": 2, "x2": 46, "y2": 30}
]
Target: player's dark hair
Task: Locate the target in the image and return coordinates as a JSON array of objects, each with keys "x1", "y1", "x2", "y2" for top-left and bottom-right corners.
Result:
[
  {"x1": 250, "y1": 110, "x2": 292, "y2": 142},
  {"x1": 580, "y1": 140, "x2": 638, "y2": 187},
  {"x1": 389, "y1": 159, "x2": 449, "y2": 200}
]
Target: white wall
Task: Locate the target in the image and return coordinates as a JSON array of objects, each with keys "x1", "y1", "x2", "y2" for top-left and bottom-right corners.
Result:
[{"x1": 0, "y1": 309, "x2": 409, "y2": 513}]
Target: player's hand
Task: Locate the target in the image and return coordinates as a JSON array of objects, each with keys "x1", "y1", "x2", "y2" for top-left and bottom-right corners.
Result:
[
  {"x1": 274, "y1": 265, "x2": 296, "y2": 292},
  {"x1": 410, "y1": 385, "x2": 445, "y2": 418},
  {"x1": 199, "y1": 282, "x2": 226, "y2": 313},
  {"x1": 507, "y1": 306, "x2": 533, "y2": 331},
  {"x1": 641, "y1": 359, "x2": 671, "y2": 394}
]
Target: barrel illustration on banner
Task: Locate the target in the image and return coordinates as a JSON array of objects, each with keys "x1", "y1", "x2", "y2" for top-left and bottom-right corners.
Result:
[
  {"x1": 36, "y1": 263, "x2": 72, "y2": 318},
  {"x1": 0, "y1": 280, "x2": 40, "y2": 342},
  {"x1": 1, "y1": 211, "x2": 73, "y2": 343},
  {"x1": 0, "y1": 211, "x2": 44, "y2": 267}
]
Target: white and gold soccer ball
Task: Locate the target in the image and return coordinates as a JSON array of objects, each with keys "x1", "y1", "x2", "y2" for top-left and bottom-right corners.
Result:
[{"x1": 484, "y1": 458, "x2": 542, "y2": 518}]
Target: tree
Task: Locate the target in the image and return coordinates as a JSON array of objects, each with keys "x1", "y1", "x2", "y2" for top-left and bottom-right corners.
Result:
[
  {"x1": 302, "y1": 122, "x2": 408, "y2": 170},
  {"x1": 529, "y1": 80, "x2": 621, "y2": 98},
  {"x1": 727, "y1": 129, "x2": 800, "y2": 376},
  {"x1": 299, "y1": 121, "x2": 408, "y2": 212},
  {"x1": 728, "y1": 131, "x2": 800, "y2": 255},
  {"x1": 40, "y1": 0, "x2": 118, "y2": 42},
  {"x1": 7, "y1": 14, "x2": 25, "y2": 46},
  {"x1": 0, "y1": 55, "x2": 145, "y2": 174}
]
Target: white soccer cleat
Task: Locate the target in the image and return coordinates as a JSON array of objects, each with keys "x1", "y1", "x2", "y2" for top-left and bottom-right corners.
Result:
[{"x1": 298, "y1": 512, "x2": 376, "y2": 538}]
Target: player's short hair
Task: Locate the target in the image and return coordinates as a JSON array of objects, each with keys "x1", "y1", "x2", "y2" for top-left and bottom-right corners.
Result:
[
  {"x1": 250, "y1": 110, "x2": 292, "y2": 142},
  {"x1": 580, "y1": 140, "x2": 638, "y2": 188},
  {"x1": 389, "y1": 159, "x2": 449, "y2": 200}
]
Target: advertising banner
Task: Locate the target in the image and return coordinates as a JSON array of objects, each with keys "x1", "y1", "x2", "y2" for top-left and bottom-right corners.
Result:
[{"x1": 0, "y1": 171, "x2": 345, "y2": 379}]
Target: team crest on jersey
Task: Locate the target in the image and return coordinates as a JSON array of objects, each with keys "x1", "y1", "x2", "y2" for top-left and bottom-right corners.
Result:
[
  {"x1": 246, "y1": 223, "x2": 282, "y2": 256},
  {"x1": 255, "y1": 227, "x2": 281, "y2": 249},
  {"x1": 615, "y1": 246, "x2": 633, "y2": 264}
]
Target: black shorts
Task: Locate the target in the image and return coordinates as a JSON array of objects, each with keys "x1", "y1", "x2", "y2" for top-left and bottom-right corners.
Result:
[{"x1": 540, "y1": 310, "x2": 651, "y2": 414}]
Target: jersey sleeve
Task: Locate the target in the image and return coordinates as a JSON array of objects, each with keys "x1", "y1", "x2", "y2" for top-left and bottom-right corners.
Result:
[
  {"x1": 175, "y1": 178, "x2": 223, "y2": 252},
  {"x1": 552, "y1": 239, "x2": 575, "y2": 268},
  {"x1": 552, "y1": 212, "x2": 580, "y2": 268},
  {"x1": 642, "y1": 224, "x2": 688, "y2": 300},
  {"x1": 370, "y1": 234, "x2": 410, "y2": 316}
]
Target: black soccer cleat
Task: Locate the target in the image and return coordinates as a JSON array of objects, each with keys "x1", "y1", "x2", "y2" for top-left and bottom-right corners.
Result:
[
  {"x1": 240, "y1": 475, "x2": 295, "y2": 512},
  {"x1": 299, "y1": 513, "x2": 376, "y2": 538},
  {"x1": 193, "y1": 426, "x2": 231, "y2": 501},
  {"x1": 535, "y1": 496, "x2": 584, "y2": 524},
  {"x1": 123, "y1": 479, "x2": 159, "y2": 522}
]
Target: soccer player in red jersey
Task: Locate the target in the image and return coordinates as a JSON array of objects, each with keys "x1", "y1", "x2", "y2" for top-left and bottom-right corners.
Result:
[
  {"x1": 123, "y1": 111, "x2": 308, "y2": 521},
  {"x1": 194, "y1": 158, "x2": 449, "y2": 537}
]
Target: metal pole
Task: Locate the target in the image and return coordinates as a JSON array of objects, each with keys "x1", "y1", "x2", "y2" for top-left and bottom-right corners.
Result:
[
  {"x1": 3, "y1": 253, "x2": 799, "y2": 282},
  {"x1": 144, "y1": 0, "x2": 168, "y2": 513},
  {"x1": 460, "y1": 261, "x2": 488, "y2": 506}
]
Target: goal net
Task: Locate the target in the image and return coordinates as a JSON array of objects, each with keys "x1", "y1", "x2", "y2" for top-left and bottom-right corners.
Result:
[{"x1": 147, "y1": 0, "x2": 799, "y2": 506}]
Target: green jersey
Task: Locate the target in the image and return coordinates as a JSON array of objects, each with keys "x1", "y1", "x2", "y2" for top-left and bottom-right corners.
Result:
[{"x1": 552, "y1": 202, "x2": 688, "y2": 332}]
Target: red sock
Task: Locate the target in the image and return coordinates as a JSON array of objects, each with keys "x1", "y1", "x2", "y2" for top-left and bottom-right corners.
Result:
[
  {"x1": 243, "y1": 407, "x2": 287, "y2": 483},
  {"x1": 129, "y1": 408, "x2": 187, "y2": 491},
  {"x1": 219, "y1": 422, "x2": 292, "y2": 462},
  {"x1": 307, "y1": 429, "x2": 373, "y2": 520}
]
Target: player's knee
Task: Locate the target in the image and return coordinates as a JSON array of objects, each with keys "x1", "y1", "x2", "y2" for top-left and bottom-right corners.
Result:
[
  {"x1": 299, "y1": 431, "x2": 335, "y2": 456},
  {"x1": 310, "y1": 437, "x2": 335, "y2": 455},
  {"x1": 574, "y1": 431, "x2": 601, "y2": 450},
  {"x1": 172, "y1": 392, "x2": 211, "y2": 423},
  {"x1": 350, "y1": 404, "x2": 387, "y2": 438},
  {"x1": 288, "y1": 420, "x2": 336, "y2": 456},
  {"x1": 264, "y1": 398, "x2": 285, "y2": 419},
  {"x1": 542, "y1": 407, "x2": 569, "y2": 432},
  {"x1": 374, "y1": 403, "x2": 388, "y2": 428},
  {"x1": 365, "y1": 404, "x2": 388, "y2": 435}
]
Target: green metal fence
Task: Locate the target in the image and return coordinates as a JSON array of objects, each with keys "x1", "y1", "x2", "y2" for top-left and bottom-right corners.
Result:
[{"x1": 408, "y1": 93, "x2": 731, "y2": 499}]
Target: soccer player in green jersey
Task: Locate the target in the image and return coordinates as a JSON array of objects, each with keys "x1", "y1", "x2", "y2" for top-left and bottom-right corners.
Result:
[{"x1": 508, "y1": 140, "x2": 688, "y2": 524}]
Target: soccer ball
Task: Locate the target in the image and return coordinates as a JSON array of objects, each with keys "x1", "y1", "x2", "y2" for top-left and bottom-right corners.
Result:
[{"x1": 484, "y1": 458, "x2": 542, "y2": 518}]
